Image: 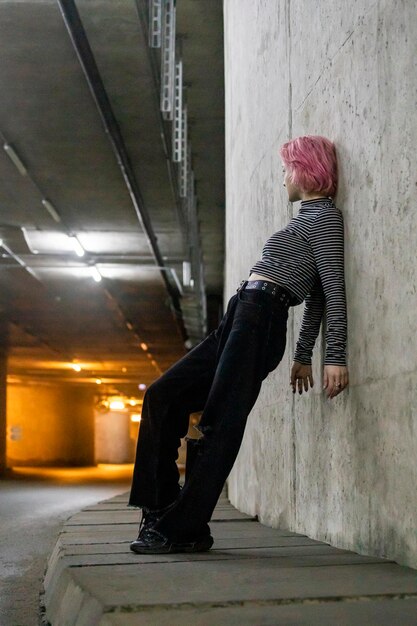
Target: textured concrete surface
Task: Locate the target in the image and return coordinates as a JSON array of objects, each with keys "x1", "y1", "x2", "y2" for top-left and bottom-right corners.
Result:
[
  {"x1": 41, "y1": 489, "x2": 417, "y2": 625},
  {"x1": 224, "y1": 0, "x2": 417, "y2": 568}
]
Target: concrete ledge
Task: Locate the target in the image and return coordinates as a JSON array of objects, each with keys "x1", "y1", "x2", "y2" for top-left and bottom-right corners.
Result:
[{"x1": 40, "y1": 490, "x2": 417, "y2": 625}]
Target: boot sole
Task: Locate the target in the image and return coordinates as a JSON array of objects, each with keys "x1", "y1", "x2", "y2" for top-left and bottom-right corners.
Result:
[{"x1": 130, "y1": 535, "x2": 214, "y2": 555}]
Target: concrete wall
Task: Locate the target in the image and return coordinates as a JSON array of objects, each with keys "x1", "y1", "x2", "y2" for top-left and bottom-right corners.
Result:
[
  {"x1": 224, "y1": 0, "x2": 417, "y2": 568},
  {"x1": 7, "y1": 384, "x2": 95, "y2": 466}
]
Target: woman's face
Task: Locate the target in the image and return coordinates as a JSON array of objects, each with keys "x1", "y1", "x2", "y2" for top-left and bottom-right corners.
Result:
[{"x1": 282, "y1": 164, "x2": 301, "y2": 202}]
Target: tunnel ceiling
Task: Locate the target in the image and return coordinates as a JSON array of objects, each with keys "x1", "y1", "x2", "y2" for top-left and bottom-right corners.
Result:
[{"x1": 0, "y1": 0, "x2": 225, "y2": 396}]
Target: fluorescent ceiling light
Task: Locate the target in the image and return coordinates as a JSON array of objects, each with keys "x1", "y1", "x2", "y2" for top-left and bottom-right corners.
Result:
[
  {"x1": 22, "y1": 229, "x2": 84, "y2": 255},
  {"x1": 90, "y1": 266, "x2": 102, "y2": 283},
  {"x1": 3, "y1": 143, "x2": 28, "y2": 176},
  {"x1": 22, "y1": 229, "x2": 73, "y2": 254},
  {"x1": 69, "y1": 236, "x2": 85, "y2": 258},
  {"x1": 41, "y1": 199, "x2": 61, "y2": 223},
  {"x1": 23, "y1": 229, "x2": 148, "y2": 256},
  {"x1": 182, "y1": 260, "x2": 191, "y2": 286}
]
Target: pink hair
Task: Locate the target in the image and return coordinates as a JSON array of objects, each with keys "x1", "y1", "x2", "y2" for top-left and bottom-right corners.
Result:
[{"x1": 279, "y1": 135, "x2": 338, "y2": 197}]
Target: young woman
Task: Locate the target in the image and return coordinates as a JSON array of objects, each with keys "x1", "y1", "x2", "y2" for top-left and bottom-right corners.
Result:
[{"x1": 128, "y1": 135, "x2": 349, "y2": 554}]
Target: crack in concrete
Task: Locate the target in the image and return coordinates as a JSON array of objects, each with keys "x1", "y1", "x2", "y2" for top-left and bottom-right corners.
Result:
[{"x1": 294, "y1": 0, "x2": 379, "y2": 113}]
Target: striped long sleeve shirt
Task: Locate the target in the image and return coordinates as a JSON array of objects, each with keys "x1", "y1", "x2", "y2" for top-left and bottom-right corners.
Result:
[{"x1": 249, "y1": 197, "x2": 347, "y2": 366}]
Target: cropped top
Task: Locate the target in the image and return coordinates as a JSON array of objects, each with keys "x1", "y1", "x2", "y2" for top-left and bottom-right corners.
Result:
[{"x1": 249, "y1": 197, "x2": 347, "y2": 366}]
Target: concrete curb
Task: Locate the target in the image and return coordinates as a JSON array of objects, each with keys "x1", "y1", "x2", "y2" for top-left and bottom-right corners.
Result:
[{"x1": 40, "y1": 490, "x2": 417, "y2": 625}]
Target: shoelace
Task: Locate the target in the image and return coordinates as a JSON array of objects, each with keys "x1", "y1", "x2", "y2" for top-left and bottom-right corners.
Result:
[
  {"x1": 137, "y1": 510, "x2": 160, "y2": 538},
  {"x1": 137, "y1": 500, "x2": 178, "y2": 539}
]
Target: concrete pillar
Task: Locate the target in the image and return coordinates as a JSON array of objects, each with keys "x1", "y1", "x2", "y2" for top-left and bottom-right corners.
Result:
[{"x1": 94, "y1": 410, "x2": 135, "y2": 464}]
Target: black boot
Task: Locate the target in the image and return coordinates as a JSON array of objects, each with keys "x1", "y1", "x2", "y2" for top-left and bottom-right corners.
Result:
[{"x1": 130, "y1": 525, "x2": 214, "y2": 554}]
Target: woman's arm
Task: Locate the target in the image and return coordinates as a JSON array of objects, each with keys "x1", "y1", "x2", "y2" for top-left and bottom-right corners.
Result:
[
  {"x1": 309, "y1": 207, "x2": 348, "y2": 366},
  {"x1": 291, "y1": 206, "x2": 349, "y2": 399},
  {"x1": 293, "y1": 278, "x2": 325, "y2": 365}
]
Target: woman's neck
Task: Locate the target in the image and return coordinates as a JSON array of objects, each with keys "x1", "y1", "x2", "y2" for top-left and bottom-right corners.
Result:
[{"x1": 299, "y1": 192, "x2": 330, "y2": 201}]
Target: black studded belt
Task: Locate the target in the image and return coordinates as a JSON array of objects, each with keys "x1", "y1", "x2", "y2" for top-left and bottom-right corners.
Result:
[{"x1": 237, "y1": 279, "x2": 292, "y2": 307}]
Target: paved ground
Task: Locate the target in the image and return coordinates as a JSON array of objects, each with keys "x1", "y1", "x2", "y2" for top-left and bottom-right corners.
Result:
[
  {"x1": 42, "y1": 487, "x2": 417, "y2": 625},
  {"x1": 0, "y1": 465, "x2": 132, "y2": 626}
]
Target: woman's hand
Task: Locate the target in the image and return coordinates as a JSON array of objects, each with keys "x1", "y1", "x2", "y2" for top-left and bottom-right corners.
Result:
[
  {"x1": 323, "y1": 365, "x2": 349, "y2": 399},
  {"x1": 290, "y1": 361, "x2": 314, "y2": 395}
]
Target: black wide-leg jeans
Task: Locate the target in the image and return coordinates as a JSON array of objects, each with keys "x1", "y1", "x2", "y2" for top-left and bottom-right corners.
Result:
[{"x1": 128, "y1": 279, "x2": 289, "y2": 542}]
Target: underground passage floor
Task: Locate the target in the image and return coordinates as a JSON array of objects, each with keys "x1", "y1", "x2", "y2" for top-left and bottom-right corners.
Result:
[
  {"x1": 39, "y1": 477, "x2": 417, "y2": 626},
  {"x1": 1, "y1": 465, "x2": 417, "y2": 625}
]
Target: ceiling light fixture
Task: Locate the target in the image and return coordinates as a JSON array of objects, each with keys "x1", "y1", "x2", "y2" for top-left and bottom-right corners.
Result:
[
  {"x1": 3, "y1": 143, "x2": 28, "y2": 176},
  {"x1": 109, "y1": 400, "x2": 125, "y2": 411},
  {"x1": 72, "y1": 364, "x2": 82, "y2": 372},
  {"x1": 69, "y1": 236, "x2": 85, "y2": 257},
  {"x1": 90, "y1": 266, "x2": 102, "y2": 283},
  {"x1": 131, "y1": 413, "x2": 141, "y2": 423},
  {"x1": 182, "y1": 260, "x2": 191, "y2": 287},
  {"x1": 41, "y1": 199, "x2": 62, "y2": 223},
  {"x1": 140, "y1": 342, "x2": 148, "y2": 351},
  {"x1": 95, "y1": 379, "x2": 102, "y2": 385}
]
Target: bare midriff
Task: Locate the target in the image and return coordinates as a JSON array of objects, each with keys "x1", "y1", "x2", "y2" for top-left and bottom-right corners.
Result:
[{"x1": 248, "y1": 272, "x2": 278, "y2": 284}]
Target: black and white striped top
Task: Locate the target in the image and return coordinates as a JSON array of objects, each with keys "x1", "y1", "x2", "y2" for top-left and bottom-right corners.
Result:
[{"x1": 249, "y1": 197, "x2": 347, "y2": 366}]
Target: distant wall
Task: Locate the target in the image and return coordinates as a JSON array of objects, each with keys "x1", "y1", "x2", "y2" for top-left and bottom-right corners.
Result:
[
  {"x1": 7, "y1": 384, "x2": 95, "y2": 466},
  {"x1": 224, "y1": 0, "x2": 417, "y2": 568}
]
